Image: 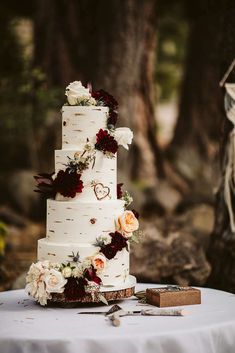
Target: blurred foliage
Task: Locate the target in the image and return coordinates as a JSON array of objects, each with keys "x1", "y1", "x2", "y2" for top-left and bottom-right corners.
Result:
[
  {"x1": 0, "y1": 1, "x2": 62, "y2": 171},
  {"x1": 0, "y1": 16, "x2": 62, "y2": 170},
  {"x1": 0, "y1": 222, "x2": 8, "y2": 257},
  {"x1": 0, "y1": 0, "x2": 190, "y2": 171},
  {"x1": 156, "y1": 0, "x2": 189, "y2": 102}
]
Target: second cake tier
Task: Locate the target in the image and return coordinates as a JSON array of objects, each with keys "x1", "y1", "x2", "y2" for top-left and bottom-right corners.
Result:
[
  {"x1": 46, "y1": 199, "x2": 125, "y2": 243},
  {"x1": 55, "y1": 149, "x2": 117, "y2": 202}
]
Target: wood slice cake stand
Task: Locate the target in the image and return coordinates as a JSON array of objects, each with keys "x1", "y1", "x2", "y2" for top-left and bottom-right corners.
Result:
[{"x1": 48, "y1": 275, "x2": 136, "y2": 308}]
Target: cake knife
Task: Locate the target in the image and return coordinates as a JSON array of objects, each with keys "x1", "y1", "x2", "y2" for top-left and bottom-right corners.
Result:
[{"x1": 78, "y1": 305, "x2": 187, "y2": 317}]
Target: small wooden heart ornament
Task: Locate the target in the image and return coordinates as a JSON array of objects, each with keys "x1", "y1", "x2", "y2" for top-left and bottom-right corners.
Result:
[{"x1": 94, "y1": 183, "x2": 110, "y2": 200}]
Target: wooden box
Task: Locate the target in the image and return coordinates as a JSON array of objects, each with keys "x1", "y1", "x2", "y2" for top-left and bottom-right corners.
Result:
[{"x1": 146, "y1": 286, "x2": 201, "y2": 307}]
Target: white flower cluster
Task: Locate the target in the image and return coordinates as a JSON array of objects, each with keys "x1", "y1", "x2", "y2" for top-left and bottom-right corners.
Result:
[
  {"x1": 25, "y1": 252, "x2": 108, "y2": 305},
  {"x1": 65, "y1": 81, "x2": 96, "y2": 106},
  {"x1": 122, "y1": 190, "x2": 133, "y2": 207},
  {"x1": 25, "y1": 261, "x2": 67, "y2": 306}
]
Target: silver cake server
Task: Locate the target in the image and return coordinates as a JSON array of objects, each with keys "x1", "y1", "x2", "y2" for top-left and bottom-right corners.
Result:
[{"x1": 78, "y1": 304, "x2": 187, "y2": 317}]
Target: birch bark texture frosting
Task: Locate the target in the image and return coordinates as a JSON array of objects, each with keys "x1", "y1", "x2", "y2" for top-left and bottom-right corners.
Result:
[{"x1": 26, "y1": 81, "x2": 138, "y2": 305}]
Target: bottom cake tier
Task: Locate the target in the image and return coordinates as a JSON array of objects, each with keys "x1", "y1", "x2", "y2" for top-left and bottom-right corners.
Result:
[
  {"x1": 38, "y1": 238, "x2": 130, "y2": 286},
  {"x1": 49, "y1": 275, "x2": 136, "y2": 305}
]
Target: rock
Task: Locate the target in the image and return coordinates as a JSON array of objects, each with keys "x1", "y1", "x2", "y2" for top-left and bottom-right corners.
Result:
[
  {"x1": 187, "y1": 204, "x2": 214, "y2": 234},
  {"x1": 7, "y1": 170, "x2": 44, "y2": 220},
  {"x1": 154, "y1": 181, "x2": 182, "y2": 213},
  {"x1": 176, "y1": 204, "x2": 214, "y2": 248},
  {"x1": 130, "y1": 219, "x2": 211, "y2": 286},
  {"x1": 0, "y1": 206, "x2": 27, "y2": 227}
]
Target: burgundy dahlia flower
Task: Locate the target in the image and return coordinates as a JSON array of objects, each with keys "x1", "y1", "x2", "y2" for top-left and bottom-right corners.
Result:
[
  {"x1": 100, "y1": 244, "x2": 117, "y2": 260},
  {"x1": 64, "y1": 277, "x2": 87, "y2": 300},
  {"x1": 107, "y1": 110, "x2": 118, "y2": 126},
  {"x1": 95, "y1": 129, "x2": 118, "y2": 155},
  {"x1": 53, "y1": 168, "x2": 84, "y2": 198},
  {"x1": 92, "y1": 89, "x2": 118, "y2": 110},
  {"x1": 92, "y1": 89, "x2": 119, "y2": 127},
  {"x1": 100, "y1": 231, "x2": 128, "y2": 260},
  {"x1": 110, "y1": 231, "x2": 128, "y2": 251}
]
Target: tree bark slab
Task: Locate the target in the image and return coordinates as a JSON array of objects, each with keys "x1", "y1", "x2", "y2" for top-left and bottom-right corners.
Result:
[{"x1": 48, "y1": 286, "x2": 135, "y2": 307}]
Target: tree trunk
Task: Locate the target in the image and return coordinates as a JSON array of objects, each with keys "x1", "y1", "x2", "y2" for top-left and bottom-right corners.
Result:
[
  {"x1": 171, "y1": 2, "x2": 225, "y2": 158},
  {"x1": 207, "y1": 3, "x2": 235, "y2": 292},
  {"x1": 34, "y1": 0, "x2": 163, "y2": 184}
]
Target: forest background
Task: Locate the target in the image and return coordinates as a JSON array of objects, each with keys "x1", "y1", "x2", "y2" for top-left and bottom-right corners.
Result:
[{"x1": 1, "y1": 0, "x2": 235, "y2": 293}]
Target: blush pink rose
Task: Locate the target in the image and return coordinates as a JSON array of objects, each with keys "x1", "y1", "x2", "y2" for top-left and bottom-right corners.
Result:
[{"x1": 117, "y1": 210, "x2": 139, "y2": 238}]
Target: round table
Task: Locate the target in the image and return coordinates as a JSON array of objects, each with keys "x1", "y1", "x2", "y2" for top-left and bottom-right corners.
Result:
[{"x1": 1, "y1": 284, "x2": 235, "y2": 353}]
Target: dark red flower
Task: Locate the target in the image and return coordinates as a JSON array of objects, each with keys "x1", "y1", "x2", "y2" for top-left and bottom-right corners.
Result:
[
  {"x1": 34, "y1": 173, "x2": 56, "y2": 198},
  {"x1": 84, "y1": 266, "x2": 102, "y2": 285},
  {"x1": 132, "y1": 209, "x2": 140, "y2": 220},
  {"x1": 92, "y1": 90, "x2": 119, "y2": 127},
  {"x1": 53, "y1": 168, "x2": 84, "y2": 198},
  {"x1": 110, "y1": 231, "x2": 128, "y2": 251},
  {"x1": 100, "y1": 244, "x2": 117, "y2": 260},
  {"x1": 100, "y1": 231, "x2": 128, "y2": 260},
  {"x1": 107, "y1": 110, "x2": 118, "y2": 126},
  {"x1": 64, "y1": 277, "x2": 87, "y2": 300},
  {"x1": 95, "y1": 129, "x2": 118, "y2": 154},
  {"x1": 92, "y1": 89, "x2": 118, "y2": 110},
  {"x1": 117, "y1": 183, "x2": 123, "y2": 199}
]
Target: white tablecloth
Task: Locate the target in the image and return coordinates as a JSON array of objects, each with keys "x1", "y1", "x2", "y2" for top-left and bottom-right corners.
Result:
[{"x1": 1, "y1": 284, "x2": 235, "y2": 353}]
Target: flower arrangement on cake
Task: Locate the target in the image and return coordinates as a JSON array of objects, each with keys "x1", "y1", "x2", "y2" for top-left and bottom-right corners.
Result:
[{"x1": 26, "y1": 81, "x2": 142, "y2": 306}]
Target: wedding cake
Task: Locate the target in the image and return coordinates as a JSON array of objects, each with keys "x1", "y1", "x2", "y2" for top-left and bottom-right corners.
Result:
[{"x1": 25, "y1": 81, "x2": 141, "y2": 306}]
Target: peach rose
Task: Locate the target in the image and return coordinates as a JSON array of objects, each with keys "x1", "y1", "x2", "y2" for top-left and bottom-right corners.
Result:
[
  {"x1": 92, "y1": 254, "x2": 106, "y2": 270},
  {"x1": 117, "y1": 210, "x2": 139, "y2": 238}
]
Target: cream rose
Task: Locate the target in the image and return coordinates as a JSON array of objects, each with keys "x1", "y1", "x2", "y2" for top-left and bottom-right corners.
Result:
[
  {"x1": 116, "y1": 210, "x2": 139, "y2": 238},
  {"x1": 114, "y1": 127, "x2": 133, "y2": 150},
  {"x1": 44, "y1": 269, "x2": 67, "y2": 293},
  {"x1": 92, "y1": 254, "x2": 106, "y2": 270},
  {"x1": 25, "y1": 261, "x2": 51, "y2": 306},
  {"x1": 65, "y1": 81, "x2": 93, "y2": 105}
]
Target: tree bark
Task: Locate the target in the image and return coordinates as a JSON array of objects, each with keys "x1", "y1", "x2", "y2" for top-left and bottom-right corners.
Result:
[
  {"x1": 207, "y1": 3, "x2": 235, "y2": 292},
  {"x1": 171, "y1": 2, "x2": 225, "y2": 158},
  {"x1": 34, "y1": 0, "x2": 163, "y2": 184}
]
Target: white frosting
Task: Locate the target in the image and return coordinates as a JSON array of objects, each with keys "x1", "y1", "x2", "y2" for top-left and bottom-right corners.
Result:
[
  {"x1": 36, "y1": 104, "x2": 131, "y2": 288},
  {"x1": 62, "y1": 106, "x2": 109, "y2": 149},
  {"x1": 55, "y1": 149, "x2": 117, "y2": 201},
  {"x1": 46, "y1": 199, "x2": 125, "y2": 243},
  {"x1": 38, "y1": 239, "x2": 129, "y2": 285}
]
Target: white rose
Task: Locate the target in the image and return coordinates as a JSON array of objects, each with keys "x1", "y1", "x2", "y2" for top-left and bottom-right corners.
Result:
[
  {"x1": 65, "y1": 81, "x2": 92, "y2": 105},
  {"x1": 44, "y1": 269, "x2": 67, "y2": 293},
  {"x1": 114, "y1": 127, "x2": 133, "y2": 150}
]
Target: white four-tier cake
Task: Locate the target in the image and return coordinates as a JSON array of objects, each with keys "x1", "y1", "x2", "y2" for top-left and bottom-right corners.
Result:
[{"x1": 26, "y1": 81, "x2": 140, "y2": 306}]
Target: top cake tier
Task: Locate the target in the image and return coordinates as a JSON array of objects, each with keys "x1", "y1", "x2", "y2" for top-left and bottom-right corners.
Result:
[{"x1": 62, "y1": 106, "x2": 109, "y2": 149}]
